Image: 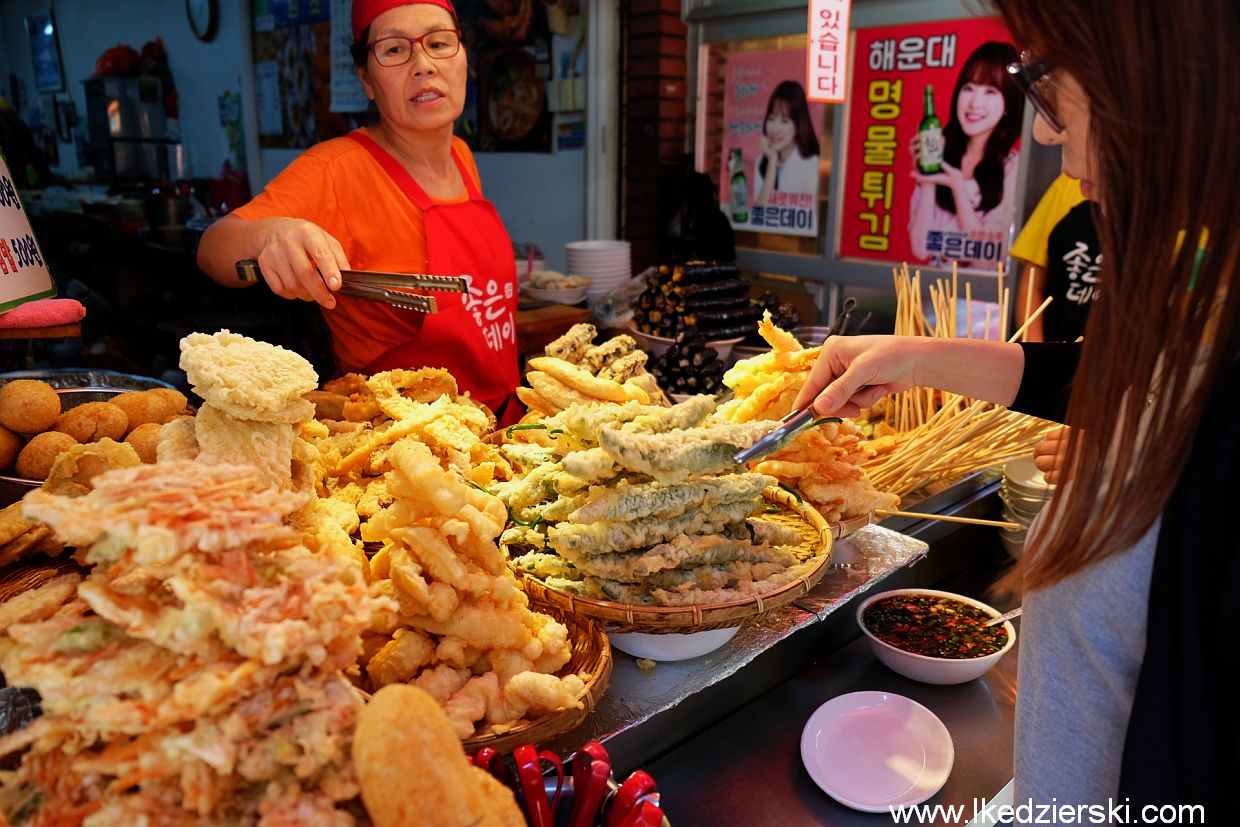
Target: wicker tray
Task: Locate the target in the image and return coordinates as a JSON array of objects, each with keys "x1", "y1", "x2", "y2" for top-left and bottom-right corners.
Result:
[
  {"x1": 463, "y1": 603, "x2": 612, "y2": 755},
  {"x1": 510, "y1": 488, "x2": 833, "y2": 634}
]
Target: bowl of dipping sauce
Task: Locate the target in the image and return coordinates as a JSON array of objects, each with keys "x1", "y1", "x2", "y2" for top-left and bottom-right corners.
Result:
[{"x1": 857, "y1": 588, "x2": 1016, "y2": 685}]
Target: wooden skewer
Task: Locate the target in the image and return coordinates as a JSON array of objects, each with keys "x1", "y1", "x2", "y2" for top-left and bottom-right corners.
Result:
[{"x1": 874, "y1": 509, "x2": 1022, "y2": 530}]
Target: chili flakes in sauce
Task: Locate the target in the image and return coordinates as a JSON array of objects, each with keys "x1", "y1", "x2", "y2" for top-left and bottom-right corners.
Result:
[{"x1": 863, "y1": 594, "x2": 1009, "y2": 658}]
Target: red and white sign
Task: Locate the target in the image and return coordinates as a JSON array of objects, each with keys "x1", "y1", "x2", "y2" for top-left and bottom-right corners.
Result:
[
  {"x1": 836, "y1": 16, "x2": 1022, "y2": 271},
  {"x1": 0, "y1": 154, "x2": 56, "y2": 313},
  {"x1": 807, "y1": 0, "x2": 851, "y2": 103}
]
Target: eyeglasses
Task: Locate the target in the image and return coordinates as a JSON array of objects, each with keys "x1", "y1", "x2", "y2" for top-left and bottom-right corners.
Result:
[
  {"x1": 1006, "y1": 57, "x2": 1065, "y2": 133},
  {"x1": 369, "y1": 29, "x2": 462, "y2": 66}
]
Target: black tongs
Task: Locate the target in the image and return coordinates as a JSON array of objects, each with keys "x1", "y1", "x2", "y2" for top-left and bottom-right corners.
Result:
[
  {"x1": 734, "y1": 299, "x2": 859, "y2": 465},
  {"x1": 235, "y1": 258, "x2": 469, "y2": 313}
]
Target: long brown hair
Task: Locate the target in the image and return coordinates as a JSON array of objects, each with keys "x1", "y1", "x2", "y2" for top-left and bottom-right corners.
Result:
[
  {"x1": 758, "y1": 81, "x2": 821, "y2": 180},
  {"x1": 993, "y1": 0, "x2": 1240, "y2": 591}
]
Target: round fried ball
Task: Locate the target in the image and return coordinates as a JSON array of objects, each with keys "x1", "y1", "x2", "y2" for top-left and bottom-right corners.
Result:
[
  {"x1": 112, "y1": 390, "x2": 176, "y2": 434},
  {"x1": 15, "y1": 431, "x2": 78, "y2": 480},
  {"x1": 54, "y1": 401, "x2": 129, "y2": 443},
  {"x1": 148, "y1": 387, "x2": 189, "y2": 420},
  {"x1": 0, "y1": 424, "x2": 23, "y2": 472},
  {"x1": 0, "y1": 380, "x2": 61, "y2": 434},
  {"x1": 124, "y1": 422, "x2": 162, "y2": 464}
]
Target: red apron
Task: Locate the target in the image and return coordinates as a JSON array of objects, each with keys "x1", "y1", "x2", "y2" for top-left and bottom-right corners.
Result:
[{"x1": 348, "y1": 132, "x2": 520, "y2": 425}]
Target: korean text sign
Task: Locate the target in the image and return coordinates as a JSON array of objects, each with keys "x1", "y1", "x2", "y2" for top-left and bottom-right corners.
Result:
[
  {"x1": 836, "y1": 16, "x2": 1022, "y2": 271},
  {"x1": 0, "y1": 154, "x2": 57, "y2": 313},
  {"x1": 719, "y1": 48, "x2": 827, "y2": 239},
  {"x1": 807, "y1": 0, "x2": 850, "y2": 103}
]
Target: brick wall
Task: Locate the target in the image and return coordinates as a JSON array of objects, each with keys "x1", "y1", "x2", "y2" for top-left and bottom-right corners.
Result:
[{"x1": 621, "y1": 0, "x2": 689, "y2": 272}]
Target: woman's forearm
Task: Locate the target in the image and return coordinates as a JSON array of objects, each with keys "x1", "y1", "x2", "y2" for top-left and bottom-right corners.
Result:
[
  {"x1": 197, "y1": 215, "x2": 268, "y2": 287},
  {"x1": 910, "y1": 337, "x2": 1025, "y2": 405}
]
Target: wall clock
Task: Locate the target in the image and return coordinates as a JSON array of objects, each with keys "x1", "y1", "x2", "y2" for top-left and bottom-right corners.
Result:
[{"x1": 186, "y1": 0, "x2": 219, "y2": 43}]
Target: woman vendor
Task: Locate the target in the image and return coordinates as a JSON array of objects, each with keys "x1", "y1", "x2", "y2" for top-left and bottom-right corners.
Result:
[{"x1": 197, "y1": 0, "x2": 519, "y2": 423}]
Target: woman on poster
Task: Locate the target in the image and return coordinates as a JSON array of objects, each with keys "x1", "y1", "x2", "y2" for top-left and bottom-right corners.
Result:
[
  {"x1": 752, "y1": 80, "x2": 821, "y2": 208},
  {"x1": 907, "y1": 40, "x2": 1023, "y2": 266}
]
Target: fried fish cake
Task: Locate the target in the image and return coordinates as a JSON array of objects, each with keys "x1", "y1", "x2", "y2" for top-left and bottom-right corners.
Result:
[
  {"x1": 15, "y1": 431, "x2": 77, "y2": 480},
  {"x1": 53, "y1": 401, "x2": 129, "y2": 443},
  {"x1": 0, "y1": 380, "x2": 60, "y2": 434},
  {"x1": 354, "y1": 684, "x2": 523, "y2": 827}
]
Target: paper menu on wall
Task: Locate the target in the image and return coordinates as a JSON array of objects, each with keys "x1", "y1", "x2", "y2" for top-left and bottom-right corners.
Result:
[
  {"x1": 0, "y1": 154, "x2": 57, "y2": 314},
  {"x1": 330, "y1": 0, "x2": 369, "y2": 112},
  {"x1": 255, "y1": 61, "x2": 284, "y2": 136}
]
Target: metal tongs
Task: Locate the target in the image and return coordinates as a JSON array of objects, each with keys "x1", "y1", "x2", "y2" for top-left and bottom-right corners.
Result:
[
  {"x1": 733, "y1": 298, "x2": 859, "y2": 465},
  {"x1": 235, "y1": 258, "x2": 469, "y2": 313}
]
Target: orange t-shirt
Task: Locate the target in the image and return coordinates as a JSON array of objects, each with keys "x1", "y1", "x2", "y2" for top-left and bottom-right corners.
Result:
[{"x1": 232, "y1": 129, "x2": 484, "y2": 374}]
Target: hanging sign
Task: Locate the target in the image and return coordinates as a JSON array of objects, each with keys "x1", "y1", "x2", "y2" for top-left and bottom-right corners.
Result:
[
  {"x1": 836, "y1": 16, "x2": 1022, "y2": 271},
  {"x1": 807, "y1": 0, "x2": 850, "y2": 103}
]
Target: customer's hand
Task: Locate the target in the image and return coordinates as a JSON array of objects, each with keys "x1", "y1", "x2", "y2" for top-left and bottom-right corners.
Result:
[
  {"x1": 792, "y1": 335, "x2": 925, "y2": 418},
  {"x1": 1033, "y1": 426, "x2": 1070, "y2": 485},
  {"x1": 254, "y1": 218, "x2": 350, "y2": 309}
]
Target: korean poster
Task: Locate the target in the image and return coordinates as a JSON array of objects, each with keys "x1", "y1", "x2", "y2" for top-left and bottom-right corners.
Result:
[
  {"x1": 836, "y1": 16, "x2": 1022, "y2": 271},
  {"x1": 719, "y1": 48, "x2": 827, "y2": 238}
]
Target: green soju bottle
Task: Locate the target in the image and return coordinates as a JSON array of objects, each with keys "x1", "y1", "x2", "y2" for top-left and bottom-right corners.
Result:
[
  {"x1": 918, "y1": 85, "x2": 944, "y2": 175},
  {"x1": 730, "y1": 148, "x2": 749, "y2": 223}
]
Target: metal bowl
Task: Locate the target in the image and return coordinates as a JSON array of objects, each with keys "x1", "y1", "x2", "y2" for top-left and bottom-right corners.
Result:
[{"x1": 0, "y1": 387, "x2": 131, "y2": 506}]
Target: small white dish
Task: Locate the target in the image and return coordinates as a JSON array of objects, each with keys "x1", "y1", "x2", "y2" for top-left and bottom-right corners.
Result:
[
  {"x1": 607, "y1": 627, "x2": 739, "y2": 661},
  {"x1": 801, "y1": 691, "x2": 954, "y2": 812}
]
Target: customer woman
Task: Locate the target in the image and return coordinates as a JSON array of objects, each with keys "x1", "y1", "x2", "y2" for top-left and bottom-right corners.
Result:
[
  {"x1": 197, "y1": 0, "x2": 519, "y2": 423},
  {"x1": 907, "y1": 40, "x2": 1023, "y2": 266},
  {"x1": 752, "y1": 80, "x2": 821, "y2": 208},
  {"x1": 796, "y1": 0, "x2": 1238, "y2": 817}
]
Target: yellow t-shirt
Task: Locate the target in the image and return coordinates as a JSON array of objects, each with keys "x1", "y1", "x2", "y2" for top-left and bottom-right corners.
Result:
[{"x1": 1009, "y1": 174, "x2": 1086, "y2": 268}]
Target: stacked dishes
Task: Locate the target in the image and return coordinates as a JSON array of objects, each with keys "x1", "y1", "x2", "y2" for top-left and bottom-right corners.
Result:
[
  {"x1": 566, "y1": 240, "x2": 632, "y2": 302},
  {"x1": 998, "y1": 456, "x2": 1054, "y2": 558}
]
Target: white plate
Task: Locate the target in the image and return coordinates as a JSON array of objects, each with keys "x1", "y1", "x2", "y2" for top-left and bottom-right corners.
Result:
[{"x1": 800, "y1": 691, "x2": 954, "y2": 813}]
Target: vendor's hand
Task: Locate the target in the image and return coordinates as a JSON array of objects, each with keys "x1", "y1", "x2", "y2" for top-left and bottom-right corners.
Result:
[
  {"x1": 254, "y1": 218, "x2": 349, "y2": 309},
  {"x1": 792, "y1": 335, "x2": 926, "y2": 418},
  {"x1": 1033, "y1": 425, "x2": 1070, "y2": 485}
]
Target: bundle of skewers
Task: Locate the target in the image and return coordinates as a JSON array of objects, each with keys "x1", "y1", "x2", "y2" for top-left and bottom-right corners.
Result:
[{"x1": 862, "y1": 263, "x2": 1058, "y2": 499}]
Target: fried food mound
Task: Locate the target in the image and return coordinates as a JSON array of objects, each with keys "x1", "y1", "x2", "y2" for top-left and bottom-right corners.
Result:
[
  {"x1": 2, "y1": 461, "x2": 381, "y2": 825},
  {"x1": 354, "y1": 685, "x2": 523, "y2": 827},
  {"x1": 180, "y1": 329, "x2": 319, "y2": 423}
]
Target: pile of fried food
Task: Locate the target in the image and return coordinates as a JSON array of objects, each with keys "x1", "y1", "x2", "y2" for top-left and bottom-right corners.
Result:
[
  {"x1": 0, "y1": 460, "x2": 377, "y2": 825},
  {"x1": 0, "y1": 379, "x2": 188, "y2": 479},
  {"x1": 718, "y1": 313, "x2": 899, "y2": 523},
  {"x1": 515, "y1": 323, "x2": 667, "y2": 415},
  {"x1": 290, "y1": 367, "x2": 588, "y2": 739},
  {"x1": 0, "y1": 331, "x2": 586, "y2": 825},
  {"x1": 498, "y1": 393, "x2": 830, "y2": 607}
]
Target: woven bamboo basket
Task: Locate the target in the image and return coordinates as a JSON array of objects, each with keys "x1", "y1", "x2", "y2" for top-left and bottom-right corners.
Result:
[
  {"x1": 509, "y1": 488, "x2": 833, "y2": 634},
  {"x1": 463, "y1": 603, "x2": 612, "y2": 755}
]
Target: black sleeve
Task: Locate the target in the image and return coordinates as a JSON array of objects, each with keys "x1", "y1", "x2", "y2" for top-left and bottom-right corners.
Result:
[{"x1": 1009, "y1": 342, "x2": 1081, "y2": 423}]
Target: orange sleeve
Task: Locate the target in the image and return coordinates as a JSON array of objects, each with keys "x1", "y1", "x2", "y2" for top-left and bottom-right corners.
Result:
[{"x1": 230, "y1": 147, "x2": 353, "y2": 244}]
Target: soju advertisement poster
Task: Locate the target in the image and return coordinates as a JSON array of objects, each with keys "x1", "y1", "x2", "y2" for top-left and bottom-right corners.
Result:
[
  {"x1": 836, "y1": 16, "x2": 1022, "y2": 271},
  {"x1": 719, "y1": 48, "x2": 827, "y2": 238}
]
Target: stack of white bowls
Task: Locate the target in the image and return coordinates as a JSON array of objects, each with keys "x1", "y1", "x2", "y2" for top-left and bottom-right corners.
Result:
[
  {"x1": 998, "y1": 456, "x2": 1055, "y2": 558},
  {"x1": 566, "y1": 240, "x2": 632, "y2": 302}
]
